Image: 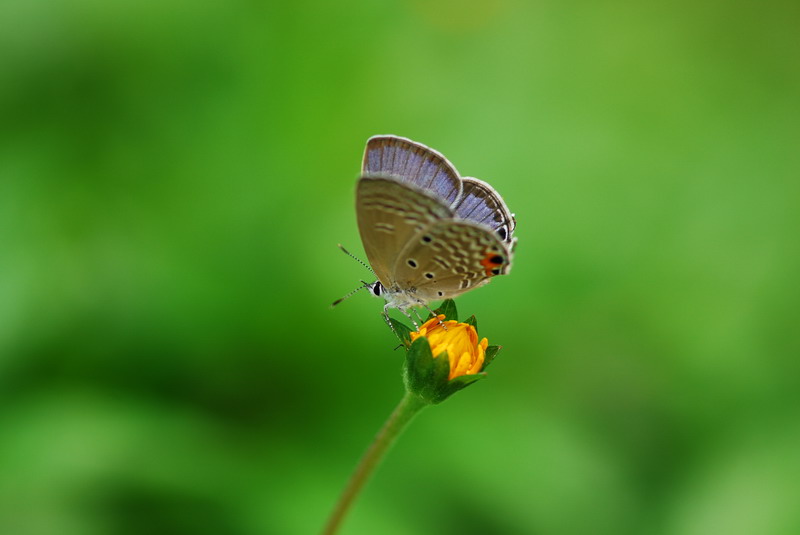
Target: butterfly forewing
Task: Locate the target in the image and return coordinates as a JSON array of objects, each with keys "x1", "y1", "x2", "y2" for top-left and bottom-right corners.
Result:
[
  {"x1": 389, "y1": 220, "x2": 513, "y2": 302},
  {"x1": 362, "y1": 136, "x2": 463, "y2": 207},
  {"x1": 356, "y1": 175, "x2": 453, "y2": 287},
  {"x1": 453, "y1": 177, "x2": 516, "y2": 243}
]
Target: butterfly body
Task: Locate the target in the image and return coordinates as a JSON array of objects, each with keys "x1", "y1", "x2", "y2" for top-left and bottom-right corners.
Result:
[{"x1": 353, "y1": 135, "x2": 517, "y2": 320}]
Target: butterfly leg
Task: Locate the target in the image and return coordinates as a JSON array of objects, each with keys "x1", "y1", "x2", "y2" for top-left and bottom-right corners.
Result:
[
  {"x1": 419, "y1": 302, "x2": 447, "y2": 329},
  {"x1": 399, "y1": 308, "x2": 419, "y2": 330},
  {"x1": 381, "y1": 305, "x2": 398, "y2": 337}
]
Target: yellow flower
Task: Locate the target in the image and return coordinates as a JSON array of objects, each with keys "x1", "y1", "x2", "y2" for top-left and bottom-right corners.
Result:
[{"x1": 410, "y1": 315, "x2": 488, "y2": 379}]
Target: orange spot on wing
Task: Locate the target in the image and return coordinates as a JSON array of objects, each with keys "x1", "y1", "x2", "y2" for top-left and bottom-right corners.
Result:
[{"x1": 480, "y1": 251, "x2": 505, "y2": 276}]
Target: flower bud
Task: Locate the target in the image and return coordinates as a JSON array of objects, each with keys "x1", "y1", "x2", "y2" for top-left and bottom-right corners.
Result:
[
  {"x1": 410, "y1": 315, "x2": 487, "y2": 380},
  {"x1": 402, "y1": 304, "x2": 499, "y2": 404}
]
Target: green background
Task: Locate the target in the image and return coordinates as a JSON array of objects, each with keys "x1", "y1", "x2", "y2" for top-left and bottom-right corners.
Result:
[{"x1": 2, "y1": 0, "x2": 798, "y2": 534}]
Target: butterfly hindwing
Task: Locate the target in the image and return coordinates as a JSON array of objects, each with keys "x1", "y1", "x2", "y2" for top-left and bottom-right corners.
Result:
[{"x1": 389, "y1": 219, "x2": 513, "y2": 302}]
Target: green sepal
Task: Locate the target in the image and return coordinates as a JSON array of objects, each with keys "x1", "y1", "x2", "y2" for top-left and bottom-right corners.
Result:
[
  {"x1": 482, "y1": 345, "x2": 501, "y2": 370},
  {"x1": 464, "y1": 315, "x2": 478, "y2": 331},
  {"x1": 403, "y1": 336, "x2": 489, "y2": 404},
  {"x1": 427, "y1": 299, "x2": 458, "y2": 322},
  {"x1": 403, "y1": 337, "x2": 450, "y2": 404},
  {"x1": 437, "y1": 372, "x2": 487, "y2": 400},
  {"x1": 389, "y1": 318, "x2": 414, "y2": 347}
]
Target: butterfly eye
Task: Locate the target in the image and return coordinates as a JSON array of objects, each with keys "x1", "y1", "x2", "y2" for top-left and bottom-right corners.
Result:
[{"x1": 372, "y1": 282, "x2": 383, "y2": 296}]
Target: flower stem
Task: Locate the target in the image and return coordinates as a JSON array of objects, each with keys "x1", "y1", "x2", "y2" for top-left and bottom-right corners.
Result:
[{"x1": 322, "y1": 391, "x2": 428, "y2": 535}]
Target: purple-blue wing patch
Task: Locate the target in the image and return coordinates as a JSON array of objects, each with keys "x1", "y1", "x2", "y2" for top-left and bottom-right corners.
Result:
[
  {"x1": 363, "y1": 135, "x2": 463, "y2": 207},
  {"x1": 453, "y1": 177, "x2": 516, "y2": 244}
]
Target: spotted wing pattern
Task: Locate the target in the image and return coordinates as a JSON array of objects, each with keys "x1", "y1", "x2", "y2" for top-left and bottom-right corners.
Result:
[
  {"x1": 389, "y1": 220, "x2": 513, "y2": 303},
  {"x1": 356, "y1": 175, "x2": 452, "y2": 287},
  {"x1": 453, "y1": 177, "x2": 516, "y2": 244},
  {"x1": 362, "y1": 135, "x2": 463, "y2": 207}
]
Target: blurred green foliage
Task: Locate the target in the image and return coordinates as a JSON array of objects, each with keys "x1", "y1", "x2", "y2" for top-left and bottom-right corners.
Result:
[{"x1": 1, "y1": 0, "x2": 798, "y2": 534}]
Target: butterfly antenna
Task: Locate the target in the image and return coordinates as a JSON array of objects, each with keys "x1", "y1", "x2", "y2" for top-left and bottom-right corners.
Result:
[
  {"x1": 337, "y1": 244, "x2": 375, "y2": 275},
  {"x1": 331, "y1": 281, "x2": 370, "y2": 308}
]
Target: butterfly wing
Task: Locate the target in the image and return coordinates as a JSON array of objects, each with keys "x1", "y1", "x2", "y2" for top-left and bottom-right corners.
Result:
[
  {"x1": 389, "y1": 219, "x2": 513, "y2": 303},
  {"x1": 453, "y1": 177, "x2": 516, "y2": 244},
  {"x1": 356, "y1": 174, "x2": 453, "y2": 287},
  {"x1": 362, "y1": 135, "x2": 463, "y2": 207}
]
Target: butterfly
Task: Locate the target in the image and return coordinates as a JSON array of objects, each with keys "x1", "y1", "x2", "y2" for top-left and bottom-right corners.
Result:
[{"x1": 337, "y1": 135, "x2": 517, "y2": 327}]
